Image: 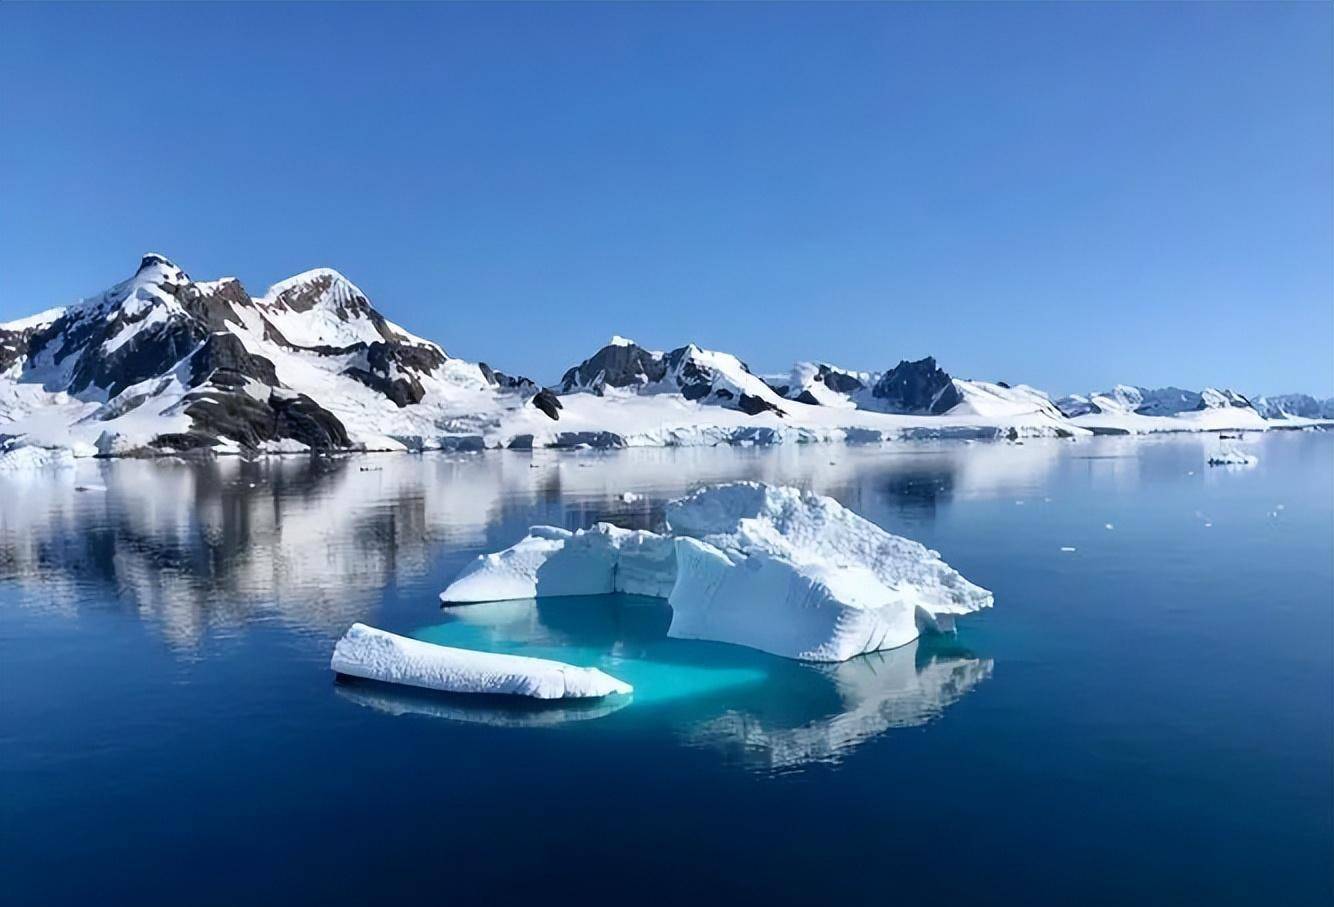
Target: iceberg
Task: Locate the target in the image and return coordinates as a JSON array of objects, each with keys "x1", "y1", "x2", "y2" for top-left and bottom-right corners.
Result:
[
  {"x1": 330, "y1": 623, "x2": 633, "y2": 699},
  {"x1": 1207, "y1": 447, "x2": 1258, "y2": 467},
  {"x1": 440, "y1": 483, "x2": 993, "y2": 662}
]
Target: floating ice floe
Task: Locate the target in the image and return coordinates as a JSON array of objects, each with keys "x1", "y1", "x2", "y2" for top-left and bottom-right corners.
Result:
[
  {"x1": 1207, "y1": 446, "x2": 1258, "y2": 467},
  {"x1": 0, "y1": 445, "x2": 76, "y2": 471},
  {"x1": 330, "y1": 623, "x2": 632, "y2": 699},
  {"x1": 440, "y1": 482, "x2": 993, "y2": 662}
]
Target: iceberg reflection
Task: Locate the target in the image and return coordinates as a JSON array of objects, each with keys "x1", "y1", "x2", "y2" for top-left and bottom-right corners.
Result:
[
  {"x1": 682, "y1": 640, "x2": 993, "y2": 770},
  {"x1": 334, "y1": 678, "x2": 632, "y2": 727}
]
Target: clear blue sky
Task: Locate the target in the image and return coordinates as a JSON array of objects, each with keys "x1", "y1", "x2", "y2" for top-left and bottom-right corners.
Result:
[{"x1": 2, "y1": 2, "x2": 1330, "y2": 395}]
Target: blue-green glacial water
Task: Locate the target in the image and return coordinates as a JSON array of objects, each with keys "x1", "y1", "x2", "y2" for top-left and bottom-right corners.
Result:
[{"x1": 1, "y1": 432, "x2": 1331, "y2": 904}]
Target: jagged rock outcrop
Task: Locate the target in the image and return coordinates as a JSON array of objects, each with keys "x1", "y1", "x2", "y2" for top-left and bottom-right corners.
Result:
[
  {"x1": 556, "y1": 338, "x2": 787, "y2": 417},
  {"x1": 870, "y1": 357, "x2": 961, "y2": 414}
]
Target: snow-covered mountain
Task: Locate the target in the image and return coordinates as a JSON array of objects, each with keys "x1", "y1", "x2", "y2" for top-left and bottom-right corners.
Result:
[
  {"x1": 1, "y1": 255, "x2": 1328, "y2": 459},
  {"x1": 557, "y1": 337, "x2": 787, "y2": 416},
  {"x1": 1052, "y1": 383, "x2": 1276, "y2": 433},
  {"x1": 1252, "y1": 393, "x2": 1334, "y2": 421},
  {"x1": 1055, "y1": 384, "x2": 1258, "y2": 419},
  {"x1": 0, "y1": 255, "x2": 547, "y2": 455},
  {"x1": 765, "y1": 356, "x2": 1066, "y2": 421}
]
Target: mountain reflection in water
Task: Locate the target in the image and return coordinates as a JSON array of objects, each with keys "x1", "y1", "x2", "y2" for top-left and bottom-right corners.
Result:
[{"x1": 0, "y1": 442, "x2": 1055, "y2": 647}]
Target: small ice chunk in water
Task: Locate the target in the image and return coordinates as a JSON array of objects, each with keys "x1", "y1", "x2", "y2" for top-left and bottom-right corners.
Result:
[
  {"x1": 1060, "y1": 546, "x2": 1076, "y2": 552},
  {"x1": 330, "y1": 623, "x2": 632, "y2": 700}
]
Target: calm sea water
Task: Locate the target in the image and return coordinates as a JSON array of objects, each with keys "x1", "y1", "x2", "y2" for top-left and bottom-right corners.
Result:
[{"x1": 2, "y1": 433, "x2": 1331, "y2": 905}]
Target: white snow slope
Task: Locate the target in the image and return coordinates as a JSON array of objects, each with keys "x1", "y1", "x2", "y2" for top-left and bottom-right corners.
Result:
[{"x1": 440, "y1": 482, "x2": 993, "y2": 662}]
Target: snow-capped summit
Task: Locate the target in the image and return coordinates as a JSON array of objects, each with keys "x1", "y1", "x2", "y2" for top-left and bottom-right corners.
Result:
[
  {"x1": 0, "y1": 255, "x2": 547, "y2": 455},
  {"x1": 255, "y1": 268, "x2": 403, "y2": 349},
  {"x1": 134, "y1": 252, "x2": 190, "y2": 284}
]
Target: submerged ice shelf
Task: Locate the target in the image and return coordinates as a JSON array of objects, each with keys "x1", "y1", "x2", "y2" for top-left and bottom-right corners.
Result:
[{"x1": 440, "y1": 482, "x2": 992, "y2": 662}]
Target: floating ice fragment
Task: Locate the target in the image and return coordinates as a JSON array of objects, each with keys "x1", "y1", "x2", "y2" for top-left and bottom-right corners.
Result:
[
  {"x1": 330, "y1": 623, "x2": 632, "y2": 700},
  {"x1": 1208, "y1": 447, "x2": 1258, "y2": 467},
  {"x1": 1060, "y1": 546, "x2": 1076, "y2": 552}
]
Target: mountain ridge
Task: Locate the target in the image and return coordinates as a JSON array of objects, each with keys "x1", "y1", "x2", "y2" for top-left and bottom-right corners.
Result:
[{"x1": 1, "y1": 255, "x2": 1328, "y2": 458}]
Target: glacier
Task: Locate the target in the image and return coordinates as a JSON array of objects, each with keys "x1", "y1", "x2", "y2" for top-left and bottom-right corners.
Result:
[
  {"x1": 0, "y1": 444, "x2": 76, "y2": 471},
  {"x1": 440, "y1": 482, "x2": 993, "y2": 662},
  {"x1": 330, "y1": 623, "x2": 633, "y2": 699}
]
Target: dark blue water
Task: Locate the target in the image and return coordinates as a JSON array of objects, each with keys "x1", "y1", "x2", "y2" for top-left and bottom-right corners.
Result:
[{"x1": 2, "y1": 433, "x2": 1331, "y2": 905}]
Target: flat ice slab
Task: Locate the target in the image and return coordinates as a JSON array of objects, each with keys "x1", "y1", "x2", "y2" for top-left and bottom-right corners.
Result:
[
  {"x1": 440, "y1": 482, "x2": 993, "y2": 663},
  {"x1": 330, "y1": 623, "x2": 633, "y2": 700}
]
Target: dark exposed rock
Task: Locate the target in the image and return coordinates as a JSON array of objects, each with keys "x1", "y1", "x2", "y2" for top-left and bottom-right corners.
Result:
[
  {"x1": 339, "y1": 340, "x2": 446, "y2": 407},
  {"x1": 679, "y1": 380, "x2": 710, "y2": 401},
  {"x1": 871, "y1": 357, "x2": 961, "y2": 414},
  {"x1": 272, "y1": 392, "x2": 351, "y2": 448},
  {"x1": 151, "y1": 431, "x2": 222, "y2": 452},
  {"x1": 559, "y1": 341, "x2": 667, "y2": 394},
  {"x1": 479, "y1": 362, "x2": 538, "y2": 392},
  {"x1": 739, "y1": 393, "x2": 784, "y2": 417},
  {"x1": 176, "y1": 277, "x2": 252, "y2": 332},
  {"x1": 549, "y1": 431, "x2": 625, "y2": 449},
  {"x1": 714, "y1": 388, "x2": 734, "y2": 400},
  {"x1": 70, "y1": 317, "x2": 205, "y2": 397},
  {"x1": 815, "y1": 365, "x2": 865, "y2": 395},
  {"x1": 342, "y1": 368, "x2": 422, "y2": 407},
  {"x1": 0, "y1": 325, "x2": 40, "y2": 373},
  {"x1": 172, "y1": 387, "x2": 351, "y2": 452},
  {"x1": 507, "y1": 434, "x2": 535, "y2": 450},
  {"x1": 794, "y1": 390, "x2": 820, "y2": 406},
  {"x1": 190, "y1": 332, "x2": 279, "y2": 388},
  {"x1": 531, "y1": 388, "x2": 562, "y2": 420}
]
